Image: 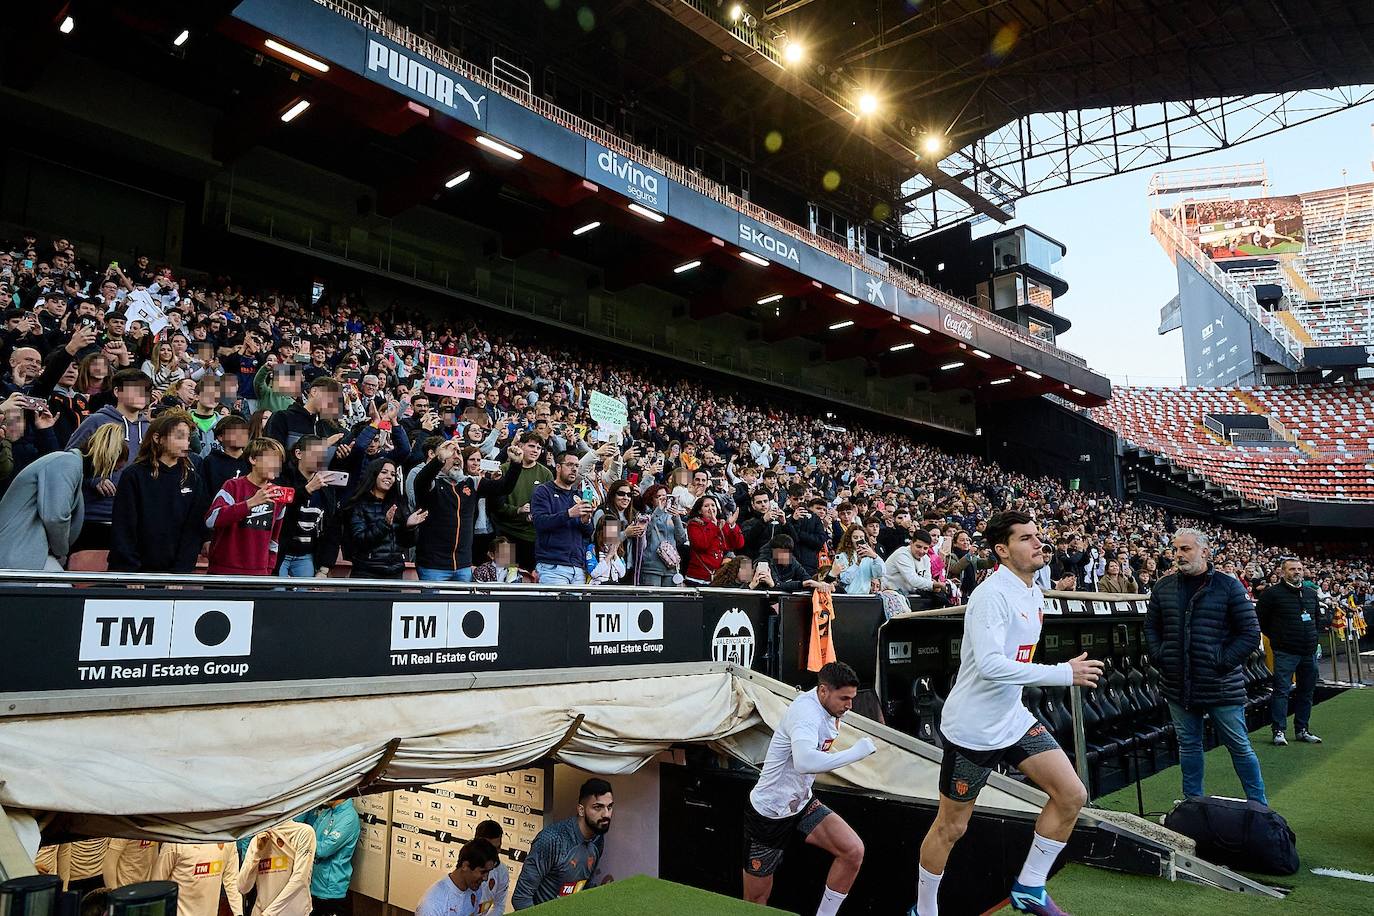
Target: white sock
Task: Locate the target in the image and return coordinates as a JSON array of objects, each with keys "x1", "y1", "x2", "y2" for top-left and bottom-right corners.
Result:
[
  {"x1": 815, "y1": 885, "x2": 847, "y2": 916},
  {"x1": 1016, "y1": 832, "x2": 1068, "y2": 888},
  {"x1": 917, "y1": 865, "x2": 942, "y2": 916}
]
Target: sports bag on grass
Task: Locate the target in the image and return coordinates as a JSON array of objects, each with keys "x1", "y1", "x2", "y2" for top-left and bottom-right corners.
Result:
[{"x1": 1163, "y1": 795, "x2": 1298, "y2": 875}]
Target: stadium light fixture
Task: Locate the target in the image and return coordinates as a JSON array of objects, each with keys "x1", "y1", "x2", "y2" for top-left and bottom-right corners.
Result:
[
  {"x1": 972, "y1": 348, "x2": 991, "y2": 359},
  {"x1": 572, "y1": 221, "x2": 601, "y2": 236},
  {"x1": 264, "y1": 38, "x2": 330, "y2": 73},
  {"x1": 835, "y1": 292, "x2": 859, "y2": 304},
  {"x1": 1071, "y1": 387, "x2": 1086, "y2": 396},
  {"x1": 889, "y1": 342, "x2": 915, "y2": 352},
  {"x1": 829, "y1": 320, "x2": 854, "y2": 330},
  {"x1": 857, "y1": 92, "x2": 879, "y2": 116},
  {"x1": 783, "y1": 40, "x2": 805, "y2": 65},
  {"x1": 739, "y1": 251, "x2": 769, "y2": 266},
  {"x1": 628, "y1": 202, "x2": 665, "y2": 222},
  {"x1": 922, "y1": 133, "x2": 945, "y2": 156},
  {"x1": 757, "y1": 293, "x2": 783, "y2": 305},
  {"x1": 674, "y1": 260, "x2": 701, "y2": 273},
  {"x1": 280, "y1": 99, "x2": 312, "y2": 123},
  {"x1": 909, "y1": 323, "x2": 930, "y2": 334},
  {"x1": 60, "y1": 16, "x2": 75, "y2": 33},
  {"x1": 940, "y1": 361, "x2": 964, "y2": 371},
  {"x1": 174, "y1": 29, "x2": 190, "y2": 47},
  {"x1": 1023, "y1": 369, "x2": 1043, "y2": 379},
  {"x1": 990, "y1": 377, "x2": 1013, "y2": 385},
  {"x1": 444, "y1": 171, "x2": 471, "y2": 189},
  {"x1": 728, "y1": 4, "x2": 744, "y2": 22},
  {"x1": 475, "y1": 135, "x2": 524, "y2": 160}
]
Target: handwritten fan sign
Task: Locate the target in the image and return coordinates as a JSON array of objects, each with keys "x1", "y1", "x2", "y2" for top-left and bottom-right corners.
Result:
[
  {"x1": 589, "y1": 390, "x2": 628, "y2": 438},
  {"x1": 424, "y1": 354, "x2": 478, "y2": 398}
]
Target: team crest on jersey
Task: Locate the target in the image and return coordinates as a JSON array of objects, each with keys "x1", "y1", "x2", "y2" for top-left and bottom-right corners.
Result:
[
  {"x1": 751, "y1": 858, "x2": 763, "y2": 872},
  {"x1": 954, "y1": 780, "x2": 969, "y2": 797}
]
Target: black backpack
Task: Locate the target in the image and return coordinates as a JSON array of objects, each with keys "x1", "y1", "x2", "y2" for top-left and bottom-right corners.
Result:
[{"x1": 1163, "y1": 796, "x2": 1298, "y2": 875}]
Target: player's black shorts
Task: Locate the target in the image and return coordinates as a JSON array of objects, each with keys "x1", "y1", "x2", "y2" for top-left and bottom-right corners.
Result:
[
  {"x1": 939, "y1": 723, "x2": 1061, "y2": 802},
  {"x1": 742, "y1": 797, "x2": 833, "y2": 877}
]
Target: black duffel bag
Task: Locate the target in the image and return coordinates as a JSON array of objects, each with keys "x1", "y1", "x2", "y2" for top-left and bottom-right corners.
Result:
[{"x1": 1163, "y1": 796, "x2": 1299, "y2": 875}]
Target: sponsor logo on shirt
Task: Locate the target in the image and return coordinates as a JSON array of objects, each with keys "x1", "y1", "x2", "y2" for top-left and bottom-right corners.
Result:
[
  {"x1": 258, "y1": 855, "x2": 288, "y2": 874},
  {"x1": 558, "y1": 880, "x2": 587, "y2": 896},
  {"x1": 819, "y1": 737, "x2": 835, "y2": 752},
  {"x1": 193, "y1": 861, "x2": 223, "y2": 877},
  {"x1": 1015, "y1": 643, "x2": 1036, "y2": 663}
]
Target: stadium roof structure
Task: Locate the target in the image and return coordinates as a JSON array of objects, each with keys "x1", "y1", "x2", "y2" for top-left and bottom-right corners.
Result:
[{"x1": 652, "y1": 0, "x2": 1374, "y2": 234}]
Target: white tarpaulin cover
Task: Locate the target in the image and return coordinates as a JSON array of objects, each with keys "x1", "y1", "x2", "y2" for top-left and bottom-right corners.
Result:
[{"x1": 0, "y1": 669, "x2": 1037, "y2": 842}]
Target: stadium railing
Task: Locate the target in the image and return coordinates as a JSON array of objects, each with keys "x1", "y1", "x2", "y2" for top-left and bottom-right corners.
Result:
[{"x1": 314, "y1": 0, "x2": 1088, "y2": 368}]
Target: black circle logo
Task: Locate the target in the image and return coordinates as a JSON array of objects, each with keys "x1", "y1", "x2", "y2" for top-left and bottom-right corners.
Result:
[
  {"x1": 637, "y1": 608, "x2": 655, "y2": 634},
  {"x1": 462, "y1": 610, "x2": 486, "y2": 639},
  {"x1": 195, "y1": 610, "x2": 232, "y2": 647}
]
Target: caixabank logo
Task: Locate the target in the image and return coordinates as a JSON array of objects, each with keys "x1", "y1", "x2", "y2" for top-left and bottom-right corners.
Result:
[
  {"x1": 77, "y1": 599, "x2": 253, "y2": 681},
  {"x1": 589, "y1": 601, "x2": 664, "y2": 657}
]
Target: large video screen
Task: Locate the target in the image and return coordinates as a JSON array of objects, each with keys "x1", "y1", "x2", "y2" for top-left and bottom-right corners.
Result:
[{"x1": 1183, "y1": 195, "x2": 1305, "y2": 260}]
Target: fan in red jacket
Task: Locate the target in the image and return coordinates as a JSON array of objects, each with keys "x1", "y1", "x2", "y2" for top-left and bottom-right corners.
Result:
[
  {"x1": 684, "y1": 495, "x2": 744, "y2": 585},
  {"x1": 206, "y1": 437, "x2": 290, "y2": 576}
]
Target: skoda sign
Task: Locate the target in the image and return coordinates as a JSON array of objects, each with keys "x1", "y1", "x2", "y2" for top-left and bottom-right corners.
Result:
[
  {"x1": 586, "y1": 141, "x2": 667, "y2": 210},
  {"x1": 737, "y1": 219, "x2": 802, "y2": 266}
]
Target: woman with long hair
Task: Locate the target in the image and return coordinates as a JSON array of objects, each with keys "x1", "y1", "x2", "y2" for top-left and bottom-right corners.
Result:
[
  {"x1": 594, "y1": 479, "x2": 646, "y2": 577},
  {"x1": 76, "y1": 353, "x2": 113, "y2": 411},
  {"x1": 708, "y1": 554, "x2": 774, "y2": 590},
  {"x1": 0, "y1": 424, "x2": 126, "y2": 570},
  {"x1": 342, "y1": 457, "x2": 428, "y2": 578},
  {"x1": 683, "y1": 494, "x2": 743, "y2": 586},
  {"x1": 248, "y1": 408, "x2": 273, "y2": 441},
  {"x1": 831, "y1": 524, "x2": 886, "y2": 595},
  {"x1": 108, "y1": 410, "x2": 208, "y2": 572},
  {"x1": 637, "y1": 483, "x2": 686, "y2": 587},
  {"x1": 141, "y1": 340, "x2": 185, "y2": 391}
]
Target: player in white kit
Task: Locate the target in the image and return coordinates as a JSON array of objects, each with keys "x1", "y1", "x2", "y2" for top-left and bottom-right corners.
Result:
[
  {"x1": 909, "y1": 511, "x2": 1103, "y2": 916},
  {"x1": 742, "y1": 661, "x2": 877, "y2": 915}
]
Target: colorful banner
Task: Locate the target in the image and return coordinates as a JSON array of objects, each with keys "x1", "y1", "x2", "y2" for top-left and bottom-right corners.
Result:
[{"x1": 424, "y1": 354, "x2": 478, "y2": 398}]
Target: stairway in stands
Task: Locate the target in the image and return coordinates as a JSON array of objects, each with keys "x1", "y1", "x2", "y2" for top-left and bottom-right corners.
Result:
[
  {"x1": 1276, "y1": 310, "x2": 1316, "y2": 347},
  {"x1": 1280, "y1": 260, "x2": 1322, "y2": 303}
]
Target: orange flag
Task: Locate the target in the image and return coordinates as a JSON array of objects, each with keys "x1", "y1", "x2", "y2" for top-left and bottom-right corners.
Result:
[{"x1": 807, "y1": 589, "x2": 837, "y2": 672}]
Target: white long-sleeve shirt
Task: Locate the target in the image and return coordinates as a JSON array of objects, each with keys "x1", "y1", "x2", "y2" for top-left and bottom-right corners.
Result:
[
  {"x1": 883, "y1": 546, "x2": 934, "y2": 596},
  {"x1": 237, "y1": 823, "x2": 316, "y2": 916},
  {"x1": 153, "y1": 843, "x2": 243, "y2": 916},
  {"x1": 749, "y1": 688, "x2": 875, "y2": 819},
  {"x1": 104, "y1": 838, "x2": 160, "y2": 889},
  {"x1": 940, "y1": 565, "x2": 1073, "y2": 751}
]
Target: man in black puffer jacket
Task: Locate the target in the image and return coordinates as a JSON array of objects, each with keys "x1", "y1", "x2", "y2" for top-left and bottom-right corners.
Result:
[
  {"x1": 1257, "y1": 556, "x2": 1323, "y2": 747},
  {"x1": 1145, "y1": 528, "x2": 1267, "y2": 805}
]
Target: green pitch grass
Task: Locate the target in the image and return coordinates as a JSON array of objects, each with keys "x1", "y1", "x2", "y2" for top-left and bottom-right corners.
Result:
[
  {"x1": 523, "y1": 874, "x2": 791, "y2": 914},
  {"x1": 992, "y1": 688, "x2": 1374, "y2": 915}
]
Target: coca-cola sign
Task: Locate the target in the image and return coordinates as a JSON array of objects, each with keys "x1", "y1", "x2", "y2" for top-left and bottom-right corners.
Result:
[{"x1": 942, "y1": 313, "x2": 974, "y2": 341}]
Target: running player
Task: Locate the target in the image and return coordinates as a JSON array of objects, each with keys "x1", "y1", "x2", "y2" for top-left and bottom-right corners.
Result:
[
  {"x1": 909, "y1": 511, "x2": 1103, "y2": 916},
  {"x1": 743, "y1": 661, "x2": 877, "y2": 915}
]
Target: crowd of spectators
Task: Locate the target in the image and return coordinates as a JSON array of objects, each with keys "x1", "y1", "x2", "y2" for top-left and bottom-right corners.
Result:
[{"x1": 0, "y1": 230, "x2": 1369, "y2": 619}]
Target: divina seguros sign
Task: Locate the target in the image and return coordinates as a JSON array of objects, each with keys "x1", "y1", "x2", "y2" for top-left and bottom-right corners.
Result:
[{"x1": 585, "y1": 141, "x2": 667, "y2": 210}]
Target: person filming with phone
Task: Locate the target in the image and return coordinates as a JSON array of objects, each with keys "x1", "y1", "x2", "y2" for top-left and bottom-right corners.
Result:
[
  {"x1": 275, "y1": 435, "x2": 346, "y2": 579},
  {"x1": 206, "y1": 437, "x2": 290, "y2": 576},
  {"x1": 412, "y1": 440, "x2": 525, "y2": 582},
  {"x1": 529, "y1": 450, "x2": 594, "y2": 585}
]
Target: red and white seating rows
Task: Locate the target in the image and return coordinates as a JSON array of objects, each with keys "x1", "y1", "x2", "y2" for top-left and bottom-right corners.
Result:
[{"x1": 1092, "y1": 385, "x2": 1374, "y2": 503}]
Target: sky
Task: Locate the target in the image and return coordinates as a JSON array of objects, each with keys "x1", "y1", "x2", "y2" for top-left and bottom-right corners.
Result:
[{"x1": 1002, "y1": 104, "x2": 1374, "y2": 386}]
